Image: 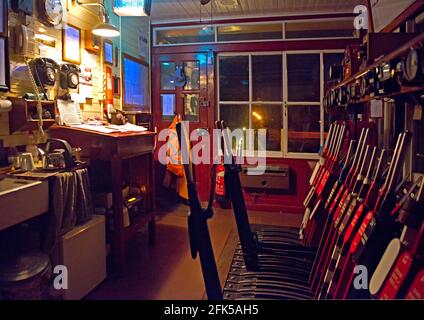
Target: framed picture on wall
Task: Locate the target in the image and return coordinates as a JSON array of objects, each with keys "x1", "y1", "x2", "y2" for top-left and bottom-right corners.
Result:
[
  {"x1": 0, "y1": 37, "x2": 10, "y2": 91},
  {"x1": 103, "y1": 40, "x2": 113, "y2": 65},
  {"x1": 106, "y1": 66, "x2": 113, "y2": 101},
  {"x1": 122, "y1": 53, "x2": 150, "y2": 113},
  {"x1": 62, "y1": 24, "x2": 81, "y2": 64},
  {"x1": 0, "y1": 0, "x2": 8, "y2": 37},
  {"x1": 113, "y1": 76, "x2": 121, "y2": 98}
]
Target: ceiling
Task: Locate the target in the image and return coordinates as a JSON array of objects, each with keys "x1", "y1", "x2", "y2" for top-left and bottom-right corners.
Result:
[{"x1": 150, "y1": 0, "x2": 366, "y2": 23}]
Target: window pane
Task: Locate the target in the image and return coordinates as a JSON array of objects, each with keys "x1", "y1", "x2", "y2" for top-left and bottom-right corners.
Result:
[
  {"x1": 123, "y1": 57, "x2": 148, "y2": 112},
  {"x1": 217, "y1": 23, "x2": 283, "y2": 42},
  {"x1": 219, "y1": 104, "x2": 249, "y2": 149},
  {"x1": 287, "y1": 54, "x2": 320, "y2": 102},
  {"x1": 219, "y1": 56, "x2": 249, "y2": 101},
  {"x1": 252, "y1": 104, "x2": 282, "y2": 152},
  {"x1": 252, "y1": 55, "x2": 282, "y2": 102},
  {"x1": 184, "y1": 94, "x2": 199, "y2": 122},
  {"x1": 161, "y1": 94, "x2": 175, "y2": 120},
  {"x1": 161, "y1": 62, "x2": 176, "y2": 90},
  {"x1": 155, "y1": 27, "x2": 214, "y2": 45},
  {"x1": 184, "y1": 61, "x2": 200, "y2": 91},
  {"x1": 288, "y1": 105, "x2": 320, "y2": 153},
  {"x1": 285, "y1": 19, "x2": 354, "y2": 39},
  {"x1": 324, "y1": 53, "x2": 344, "y2": 84}
]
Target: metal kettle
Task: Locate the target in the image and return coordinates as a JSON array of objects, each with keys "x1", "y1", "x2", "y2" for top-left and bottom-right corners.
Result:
[{"x1": 39, "y1": 138, "x2": 76, "y2": 170}]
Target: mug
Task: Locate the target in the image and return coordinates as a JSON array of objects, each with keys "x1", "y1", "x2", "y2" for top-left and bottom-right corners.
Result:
[
  {"x1": 20, "y1": 153, "x2": 35, "y2": 171},
  {"x1": 8, "y1": 156, "x2": 20, "y2": 169}
]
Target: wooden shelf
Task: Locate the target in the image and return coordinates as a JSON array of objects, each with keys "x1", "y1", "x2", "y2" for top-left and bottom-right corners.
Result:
[
  {"x1": 347, "y1": 85, "x2": 424, "y2": 105},
  {"x1": 123, "y1": 213, "x2": 153, "y2": 242},
  {"x1": 329, "y1": 32, "x2": 424, "y2": 91},
  {"x1": 8, "y1": 98, "x2": 57, "y2": 133}
]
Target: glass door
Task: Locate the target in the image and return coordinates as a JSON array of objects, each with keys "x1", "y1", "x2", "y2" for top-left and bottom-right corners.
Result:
[{"x1": 153, "y1": 52, "x2": 211, "y2": 200}]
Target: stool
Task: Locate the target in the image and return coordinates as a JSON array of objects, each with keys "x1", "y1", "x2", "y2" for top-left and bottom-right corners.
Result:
[{"x1": 0, "y1": 251, "x2": 51, "y2": 300}]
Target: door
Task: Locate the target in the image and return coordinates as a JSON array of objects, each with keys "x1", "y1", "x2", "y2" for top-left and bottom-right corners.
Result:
[{"x1": 153, "y1": 52, "x2": 214, "y2": 200}]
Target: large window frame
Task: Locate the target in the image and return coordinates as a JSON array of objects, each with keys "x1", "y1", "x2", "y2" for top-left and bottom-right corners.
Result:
[
  {"x1": 217, "y1": 50, "x2": 344, "y2": 160},
  {"x1": 153, "y1": 17, "x2": 356, "y2": 47}
]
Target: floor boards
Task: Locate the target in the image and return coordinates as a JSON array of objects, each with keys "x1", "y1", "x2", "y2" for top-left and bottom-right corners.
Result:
[{"x1": 87, "y1": 204, "x2": 301, "y2": 300}]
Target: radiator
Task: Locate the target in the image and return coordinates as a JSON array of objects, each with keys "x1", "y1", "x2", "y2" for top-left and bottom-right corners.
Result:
[{"x1": 240, "y1": 165, "x2": 290, "y2": 190}]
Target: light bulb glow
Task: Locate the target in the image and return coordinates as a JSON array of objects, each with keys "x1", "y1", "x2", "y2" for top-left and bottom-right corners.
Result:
[
  {"x1": 92, "y1": 23, "x2": 120, "y2": 38},
  {"x1": 113, "y1": 0, "x2": 150, "y2": 16}
]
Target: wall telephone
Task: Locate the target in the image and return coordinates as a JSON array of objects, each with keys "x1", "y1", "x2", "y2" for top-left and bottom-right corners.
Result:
[
  {"x1": 13, "y1": 25, "x2": 39, "y2": 58},
  {"x1": 11, "y1": 0, "x2": 34, "y2": 15},
  {"x1": 60, "y1": 64, "x2": 81, "y2": 90},
  {"x1": 29, "y1": 58, "x2": 59, "y2": 87}
]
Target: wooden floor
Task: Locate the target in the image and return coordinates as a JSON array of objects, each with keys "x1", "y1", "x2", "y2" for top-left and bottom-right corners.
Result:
[{"x1": 87, "y1": 203, "x2": 302, "y2": 300}]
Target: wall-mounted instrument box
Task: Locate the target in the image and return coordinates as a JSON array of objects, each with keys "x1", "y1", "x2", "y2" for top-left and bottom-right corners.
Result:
[
  {"x1": 343, "y1": 45, "x2": 362, "y2": 79},
  {"x1": 361, "y1": 33, "x2": 417, "y2": 67},
  {"x1": 240, "y1": 165, "x2": 290, "y2": 190}
]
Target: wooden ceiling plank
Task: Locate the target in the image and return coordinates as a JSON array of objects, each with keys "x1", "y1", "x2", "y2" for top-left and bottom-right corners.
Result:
[{"x1": 150, "y1": 0, "x2": 363, "y2": 21}]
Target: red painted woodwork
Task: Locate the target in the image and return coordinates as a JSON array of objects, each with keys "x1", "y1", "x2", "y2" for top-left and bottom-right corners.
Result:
[
  {"x1": 151, "y1": 19, "x2": 359, "y2": 212},
  {"x1": 240, "y1": 158, "x2": 313, "y2": 214},
  {"x1": 152, "y1": 38, "x2": 360, "y2": 56},
  {"x1": 152, "y1": 52, "x2": 215, "y2": 200}
]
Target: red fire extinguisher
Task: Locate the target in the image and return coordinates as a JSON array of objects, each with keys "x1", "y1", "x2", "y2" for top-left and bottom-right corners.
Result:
[{"x1": 215, "y1": 162, "x2": 231, "y2": 208}]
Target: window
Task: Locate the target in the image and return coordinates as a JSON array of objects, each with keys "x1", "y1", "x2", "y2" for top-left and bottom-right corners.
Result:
[
  {"x1": 217, "y1": 23, "x2": 283, "y2": 42},
  {"x1": 218, "y1": 51, "x2": 343, "y2": 157},
  {"x1": 287, "y1": 105, "x2": 321, "y2": 153},
  {"x1": 155, "y1": 26, "x2": 214, "y2": 45},
  {"x1": 123, "y1": 54, "x2": 149, "y2": 112},
  {"x1": 252, "y1": 55, "x2": 283, "y2": 101},
  {"x1": 161, "y1": 94, "x2": 175, "y2": 120},
  {"x1": 219, "y1": 54, "x2": 283, "y2": 152},
  {"x1": 219, "y1": 56, "x2": 249, "y2": 101},
  {"x1": 160, "y1": 62, "x2": 176, "y2": 90},
  {"x1": 285, "y1": 19, "x2": 354, "y2": 39},
  {"x1": 287, "y1": 54, "x2": 320, "y2": 102},
  {"x1": 154, "y1": 18, "x2": 356, "y2": 46},
  {"x1": 286, "y1": 53, "x2": 321, "y2": 154}
]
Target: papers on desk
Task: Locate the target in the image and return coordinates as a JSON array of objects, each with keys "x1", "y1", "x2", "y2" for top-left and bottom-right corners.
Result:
[
  {"x1": 70, "y1": 123, "x2": 148, "y2": 134},
  {"x1": 71, "y1": 124, "x2": 117, "y2": 134},
  {"x1": 57, "y1": 99, "x2": 148, "y2": 134},
  {"x1": 57, "y1": 100, "x2": 84, "y2": 125},
  {"x1": 107, "y1": 123, "x2": 148, "y2": 133}
]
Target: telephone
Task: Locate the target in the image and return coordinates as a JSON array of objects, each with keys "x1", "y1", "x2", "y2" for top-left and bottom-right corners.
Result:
[
  {"x1": 60, "y1": 64, "x2": 81, "y2": 90},
  {"x1": 29, "y1": 58, "x2": 59, "y2": 86},
  {"x1": 11, "y1": 0, "x2": 34, "y2": 15},
  {"x1": 13, "y1": 25, "x2": 38, "y2": 58}
]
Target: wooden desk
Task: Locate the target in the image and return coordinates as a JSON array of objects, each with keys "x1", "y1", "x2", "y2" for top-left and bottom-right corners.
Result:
[{"x1": 48, "y1": 126, "x2": 157, "y2": 274}]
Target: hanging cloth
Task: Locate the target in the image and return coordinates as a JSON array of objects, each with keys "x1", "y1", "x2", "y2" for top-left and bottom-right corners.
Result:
[{"x1": 165, "y1": 116, "x2": 188, "y2": 200}]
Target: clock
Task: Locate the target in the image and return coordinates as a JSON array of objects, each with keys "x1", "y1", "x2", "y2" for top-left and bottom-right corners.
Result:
[{"x1": 38, "y1": 0, "x2": 64, "y2": 26}]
